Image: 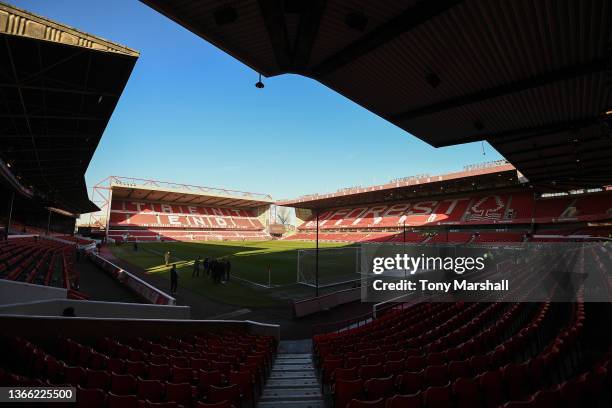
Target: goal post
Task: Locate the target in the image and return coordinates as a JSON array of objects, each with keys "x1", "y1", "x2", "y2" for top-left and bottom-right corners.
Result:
[{"x1": 296, "y1": 246, "x2": 362, "y2": 288}]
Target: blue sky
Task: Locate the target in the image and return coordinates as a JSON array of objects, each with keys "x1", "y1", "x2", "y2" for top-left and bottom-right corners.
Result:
[{"x1": 11, "y1": 0, "x2": 503, "y2": 200}]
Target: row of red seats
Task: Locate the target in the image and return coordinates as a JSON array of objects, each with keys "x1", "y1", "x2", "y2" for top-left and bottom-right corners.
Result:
[
  {"x1": 108, "y1": 230, "x2": 270, "y2": 243},
  {"x1": 334, "y1": 300, "x2": 588, "y2": 408},
  {"x1": 0, "y1": 237, "x2": 76, "y2": 289},
  {"x1": 1, "y1": 332, "x2": 276, "y2": 408}
]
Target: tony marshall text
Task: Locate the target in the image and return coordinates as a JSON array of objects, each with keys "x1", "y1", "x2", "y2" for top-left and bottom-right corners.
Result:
[{"x1": 372, "y1": 279, "x2": 509, "y2": 292}]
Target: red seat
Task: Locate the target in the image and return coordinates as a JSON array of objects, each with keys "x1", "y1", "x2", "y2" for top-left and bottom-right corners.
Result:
[
  {"x1": 198, "y1": 370, "x2": 224, "y2": 397},
  {"x1": 360, "y1": 364, "x2": 384, "y2": 381},
  {"x1": 89, "y1": 352, "x2": 108, "y2": 370},
  {"x1": 191, "y1": 358, "x2": 209, "y2": 371},
  {"x1": 195, "y1": 401, "x2": 237, "y2": 408},
  {"x1": 559, "y1": 377, "x2": 585, "y2": 407},
  {"x1": 107, "y1": 393, "x2": 138, "y2": 408},
  {"x1": 424, "y1": 365, "x2": 448, "y2": 387},
  {"x1": 171, "y1": 366, "x2": 193, "y2": 384},
  {"x1": 125, "y1": 360, "x2": 147, "y2": 378},
  {"x1": 64, "y1": 366, "x2": 87, "y2": 386},
  {"x1": 142, "y1": 402, "x2": 179, "y2": 408},
  {"x1": 107, "y1": 358, "x2": 125, "y2": 375},
  {"x1": 165, "y1": 382, "x2": 192, "y2": 406},
  {"x1": 448, "y1": 360, "x2": 472, "y2": 380},
  {"x1": 334, "y1": 379, "x2": 364, "y2": 408},
  {"x1": 531, "y1": 387, "x2": 560, "y2": 408},
  {"x1": 384, "y1": 360, "x2": 404, "y2": 376},
  {"x1": 347, "y1": 398, "x2": 385, "y2": 408},
  {"x1": 470, "y1": 355, "x2": 489, "y2": 374},
  {"x1": 85, "y1": 369, "x2": 110, "y2": 390},
  {"x1": 76, "y1": 385, "x2": 105, "y2": 408},
  {"x1": 136, "y1": 378, "x2": 164, "y2": 402},
  {"x1": 503, "y1": 363, "x2": 531, "y2": 398},
  {"x1": 405, "y1": 356, "x2": 426, "y2": 372},
  {"x1": 501, "y1": 399, "x2": 535, "y2": 407},
  {"x1": 170, "y1": 356, "x2": 189, "y2": 368},
  {"x1": 424, "y1": 385, "x2": 452, "y2": 408},
  {"x1": 480, "y1": 370, "x2": 505, "y2": 408},
  {"x1": 364, "y1": 376, "x2": 394, "y2": 400},
  {"x1": 452, "y1": 377, "x2": 481, "y2": 408},
  {"x1": 334, "y1": 367, "x2": 359, "y2": 382},
  {"x1": 397, "y1": 371, "x2": 424, "y2": 394},
  {"x1": 228, "y1": 370, "x2": 255, "y2": 401},
  {"x1": 208, "y1": 384, "x2": 241, "y2": 407},
  {"x1": 426, "y1": 352, "x2": 446, "y2": 366},
  {"x1": 110, "y1": 373, "x2": 136, "y2": 395},
  {"x1": 45, "y1": 357, "x2": 65, "y2": 384},
  {"x1": 148, "y1": 364, "x2": 170, "y2": 381},
  {"x1": 385, "y1": 392, "x2": 422, "y2": 408}
]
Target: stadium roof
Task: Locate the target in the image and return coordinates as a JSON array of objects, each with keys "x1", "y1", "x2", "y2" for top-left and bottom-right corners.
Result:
[
  {"x1": 109, "y1": 176, "x2": 273, "y2": 208},
  {"x1": 278, "y1": 163, "x2": 523, "y2": 209},
  {"x1": 140, "y1": 0, "x2": 612, "y2": 190},
  {"x1": 0, "y1": 2, "x2": 139, "y2": 214}
]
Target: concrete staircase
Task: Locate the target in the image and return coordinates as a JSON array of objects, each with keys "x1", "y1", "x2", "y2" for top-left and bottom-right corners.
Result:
[{"x1": 258, "y1": 352, "x2": 325, "y2": 408}]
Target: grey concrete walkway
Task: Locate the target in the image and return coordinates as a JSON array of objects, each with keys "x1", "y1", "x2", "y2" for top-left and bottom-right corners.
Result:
[
  {"x1": 258, "y1": 340, "x2": 324, "y2": 408},
  {"x1": 78, "y1": 256, "x2": 141, "y2": 303}
]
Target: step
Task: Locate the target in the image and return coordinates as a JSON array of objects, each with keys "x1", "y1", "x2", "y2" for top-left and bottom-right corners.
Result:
[
  {"x1": 257, "y1": 400, "x2": 326, "y2": 408},
  {"x1": 275, "y1": 353, "x2": 311, "y2": 359},
  {"x1": 266, "y1": 378, "x2": 319, "y2": 388},
  {"x1": 260, "y1": 387, "x2": 322, "y2": 401},
  {"x1": 272, "y1": 364, "x2": 314, "y2": 371},
  {"x1": 269, "y1": 371, "x2": 317, "y2": 379},
  {"x1": 274, "y1": 358, "x2": 312, "y2": 365}
]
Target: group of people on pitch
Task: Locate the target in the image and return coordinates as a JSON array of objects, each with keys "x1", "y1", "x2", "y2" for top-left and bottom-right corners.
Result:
[
  {"x1": 163, "y1": 250, "x2": 233, "y2": 297},
  {"x1": 193, "y1": 256, "x2": 231, "y2": 284}
]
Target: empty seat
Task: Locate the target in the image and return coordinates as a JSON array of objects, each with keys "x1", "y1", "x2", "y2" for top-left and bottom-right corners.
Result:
[
  {"x1": 364, "y1": 376, "x2": 394, "y2": 400},
  {"x1": 107, "y1": 393, "x2": 138, "y2": 408},
  {"x1": 334, "y1": 378, "x2": 364, "y2": 408},
  {"x1": 452, "y1": 377, "x2": 481, "y2": 408},
  {"x1": 208, "y1": 384, "x2": 241, "y2": 407},
  {"x1": 385, "y1": 392, "x2": 422, "y2": 408},
  {"x1": 76, "y1": 385, "x2": 105, "y2": 408},
  {"x1": 85, "y1": 369, "x2": 110, "y2": 390},
  {"x1": 165, "y1": 382, "x2": 192, "y2": 406},
  {"x1": 397, "y1": 371, "x2": 424, "y2": 394},
  {"x1": 424, "y1": 385, "x2": 452, "y2": 408},
  {"x1": 347, "y1": 398, "x2": 386, "y2": 408},
  {"x1": 136, "y1": 378, "x2": 164, "y2": 403},
  {"x1": 110, "y1": 373, "x2": 136, "y2": 395}
]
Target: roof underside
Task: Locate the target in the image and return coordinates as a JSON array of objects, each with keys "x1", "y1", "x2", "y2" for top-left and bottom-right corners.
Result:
[
  {"x1": 140, "y1": 0, "x2": 612, "y2": 190},
  {"x1": 0, "y1": 2, "x2": 139, "y2": 214},
  {"x1": 280, "y1": 169, "x2": 521, "y2": 209},
  {"x1": 112, "y1": 185, "x2": 273, "y2": 209}
]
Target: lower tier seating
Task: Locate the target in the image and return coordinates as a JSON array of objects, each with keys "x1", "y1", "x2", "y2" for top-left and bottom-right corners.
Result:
[
  {"x1": 0, "y1": 330, "x2": 277, "y2": 408},
  {"x1": 108, "y1": 229, "x2": 271, "y2": 243},
  {"x1": 0, "y1": 237, "x2": 80, "y2": 291}
]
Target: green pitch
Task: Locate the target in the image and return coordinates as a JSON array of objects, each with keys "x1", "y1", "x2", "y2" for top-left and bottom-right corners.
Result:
[{"x1": 110, "y1": 240, "x2": 352, "y2": 308}]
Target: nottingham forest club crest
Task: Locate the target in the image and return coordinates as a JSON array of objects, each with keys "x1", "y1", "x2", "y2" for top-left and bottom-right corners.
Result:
[{"x1": 467, "y1": 196, "x2": 506, "y2": 221}]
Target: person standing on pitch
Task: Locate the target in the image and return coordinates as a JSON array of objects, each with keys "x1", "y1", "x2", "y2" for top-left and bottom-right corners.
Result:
[
  {"x1": 170, "y1": 264, "x2": 178, "y2": 295},
  {"x1": 164, "y1": 250, "x2": 171, "y2": 266},
  {"x1": 193, "y1": 256, "x2": 201, "y2": 277}
]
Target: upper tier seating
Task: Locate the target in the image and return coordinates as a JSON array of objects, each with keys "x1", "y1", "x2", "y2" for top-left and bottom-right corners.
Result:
[
  {"x1": 109, "y1": 201, "x2": 264, "y2": 231},
  {"x1": 297, "y1": 192, "x2": 612, "y2": 230}
]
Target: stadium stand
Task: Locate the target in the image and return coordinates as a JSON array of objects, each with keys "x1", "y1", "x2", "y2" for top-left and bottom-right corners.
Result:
[
  {"x1": 295, "y1": 192, "x2": 611, "y2": 230},
  {"x1": 313, "y1": 284, "x2": 609, "y2": 407},
  {"x1": 0, "y1": 330, "x2": 276, "y2": 408},
  {"x1": 100, "y1": 178, "x2": 273, "y2": 243}
]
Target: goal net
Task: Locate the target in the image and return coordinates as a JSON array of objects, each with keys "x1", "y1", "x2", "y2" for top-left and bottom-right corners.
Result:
[{"x1": 297, "y1": 246, "x2": 362, "y2": 288}]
